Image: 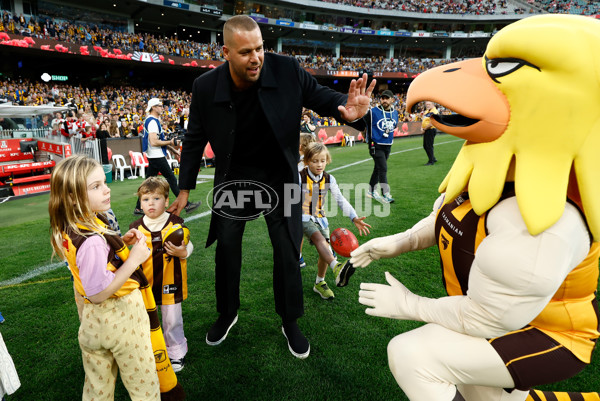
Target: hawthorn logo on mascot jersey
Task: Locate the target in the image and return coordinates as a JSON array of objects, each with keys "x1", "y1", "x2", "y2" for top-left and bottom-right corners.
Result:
[
  {"x1": 208, "y1": 180, "x2": 279, "y2": 221},
  {"x1": 154, "y1": 349, "x2": 167, "y2": 363}
]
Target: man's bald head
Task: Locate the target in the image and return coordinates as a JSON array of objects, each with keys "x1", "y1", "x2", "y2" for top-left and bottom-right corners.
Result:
[{"x1": 223, "y1": 15, "x2": 260, "y2": 47}]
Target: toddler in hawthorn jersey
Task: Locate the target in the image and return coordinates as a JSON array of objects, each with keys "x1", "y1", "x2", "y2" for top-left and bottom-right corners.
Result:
[{"x1": 129, "y1": 176, "x2": 193, "y2": 373}]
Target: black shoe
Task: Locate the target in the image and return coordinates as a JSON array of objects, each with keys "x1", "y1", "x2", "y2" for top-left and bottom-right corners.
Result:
[
  {"x1": 334, "y1": 260, "x2": 356, "y2": 288},
  {"x1": 281, "y1": 320, "x2": 310, "y2": 359},
  {"x1": 425, "y1": 161, "x2": 435, "y2": 166},
  {"x1": 133, "y1": 207, "x2": 144, "y2": 215},
  {"x1": 433, "y1": 158, "x2": 438, "y2": 162},
  {"x1": 206, "y1": 314, "x2": 238, "y2": 345},
  {"x1": 184, "y1": 201, "x2": 201, "y2": 213}
]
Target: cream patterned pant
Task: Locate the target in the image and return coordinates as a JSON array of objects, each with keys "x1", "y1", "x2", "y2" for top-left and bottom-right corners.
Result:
[{"x1": 78, "y1": 289, "x2": 160, "y2": 401}]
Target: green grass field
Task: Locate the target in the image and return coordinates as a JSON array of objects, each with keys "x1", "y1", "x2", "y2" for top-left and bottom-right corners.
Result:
[{"x1": 0, "y1": 136, "x2": 598, "y2": 400}]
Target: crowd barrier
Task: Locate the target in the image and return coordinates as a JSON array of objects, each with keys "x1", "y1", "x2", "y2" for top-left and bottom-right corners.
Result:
[
  {"x1": 0, "y1": 128, "x2": 48, "y2": 139},
  {"x1": 0, "y1": 120, "x2": 426, "y2": 198},
  {"x1": 316, "y1": 121, "x2": 424, "y2": 144}
]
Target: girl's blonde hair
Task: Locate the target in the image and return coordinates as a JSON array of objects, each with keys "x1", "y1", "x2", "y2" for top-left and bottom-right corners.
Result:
[
  {"x1": 299, "y1": 132, "x2": 316, "y2": 154},
  {"x1": 49, "y1": 155, "x2": 112, "y2": 260},
  {"x1": 304, "y1": 142, "x2": 331, "y2": 165}
]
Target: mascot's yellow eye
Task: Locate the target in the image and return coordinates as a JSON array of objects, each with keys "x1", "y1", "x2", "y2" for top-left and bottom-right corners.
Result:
[{"x1": 485, "y1": 56, "x2": 540, "y2": 83}]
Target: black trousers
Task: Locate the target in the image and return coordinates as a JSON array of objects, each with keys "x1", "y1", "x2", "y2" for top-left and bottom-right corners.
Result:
[
  {"x1": 369, "y1": 143, "x2": 391, "y2": 193},
  {"x1": 136, "y1": 156, "x2": 179, "y2": 208},
  {"x1": 423, "y1": 128, "x2": 437, "y2": 163},
  {"x1": 213, "y1": 191, "x2": 304, "y2": 322}
]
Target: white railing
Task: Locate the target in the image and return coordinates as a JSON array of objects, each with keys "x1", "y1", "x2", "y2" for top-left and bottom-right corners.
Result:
[
  {"x1": 0, "y1": 128, "x2": 49, "y2": 139},
  {"x1": 0, "y1": 128, "x2": 101, "y2": 162},
  {"x1": 69, "y1": 137, "x2": 101, "y2": 161}
]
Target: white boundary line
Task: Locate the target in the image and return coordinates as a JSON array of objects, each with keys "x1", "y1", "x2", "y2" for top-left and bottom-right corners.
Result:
[
  {"x1": 184, "y1": 210, "x2": 212, "y2": 222},
  {"x1": 1, "y1": 138, "x2": 462, "y2": 288},
  {"x1": 329, "y1": 138, "x2": 461, "y2": 172},
  {"x1": 0, "y1": 262, "x2": 66, "y2": 287}
]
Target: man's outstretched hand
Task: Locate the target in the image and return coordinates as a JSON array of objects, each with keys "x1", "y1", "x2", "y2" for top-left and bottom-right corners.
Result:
[
  {"x1": 338, "y1": 73, "x2": 377, "y2": 122},
  {"x1": 167, "y1": 190, "x2": 190, "y2": 216}
]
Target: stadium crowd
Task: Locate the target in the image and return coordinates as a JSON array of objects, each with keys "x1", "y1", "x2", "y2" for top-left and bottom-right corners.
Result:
[
  {"x1": 0, "y1": 78, "x2": 191, "y2": 139},
  {"x1": 1, "y1": 10, "x2": 224, "y2": 60},
  {"x1": 315, "y1": 0, "x2": 598, "y2": 14},
  {"x1": 4, "y1": 0, "x2": 577, "y2": 138},
  {"x1": 294, "y1": 53, "x2": 466, "y2": 73},
  {"x1": 317, "y1": 0, "x2": 516, "y2": 15},
  {"x1": 536, "y1": 0, "x2": 599, "y2": 15},
  {"x1": 0, "y1": 10, "x2": 467, "y2": 73},
  {"x1": 0, "y1": 76, "x2": 439, "y2": 142},
  {"x1": 2, "y1": 0, "x2": 598, "y2": 55}
]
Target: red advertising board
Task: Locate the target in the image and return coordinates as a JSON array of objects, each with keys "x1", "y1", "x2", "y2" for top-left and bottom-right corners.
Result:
[
  {"x1": 0, "y1": 139, "x2": 34, "y2": 162},
  {"x1": 38, "y1": 140, "x2": 71, "y2": 157},
  {"x1": 0, "y1": 160, "x2": 55, "y2": 176},
  {"x1": 11, "y1": 181, "x2": 51, "y2": 196}
]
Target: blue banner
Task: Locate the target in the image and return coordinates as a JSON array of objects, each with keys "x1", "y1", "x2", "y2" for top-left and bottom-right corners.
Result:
[
  {"x1": 276, "y1": 20, "x2": 294, "y2": 27},
  {"x1": 163, "y1": 1, "x2": 189, "y2": 10},
  {"x1": 251, "y1": 16, "x2": 269, "y2": 24},
  {"x1": 358, "y1": 29, "x2": 375, "y2": 35}
]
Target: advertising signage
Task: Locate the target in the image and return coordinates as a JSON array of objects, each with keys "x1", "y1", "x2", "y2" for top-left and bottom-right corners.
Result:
[
  {"x1": 200, "y1": 7, "x2": 222, "y2": 15},
  {"x1": 163, "y1": 1, "x2": 189, "y2": 10},
  {"x1": 300, "y1": 23, "x2": 320, "y2": 30},
  {"x1": 251, "y1": 16, "x2": 268, "y2": 24},
  {"x1": 276, "y1": 20, "x2": 294, "y2": 27}
]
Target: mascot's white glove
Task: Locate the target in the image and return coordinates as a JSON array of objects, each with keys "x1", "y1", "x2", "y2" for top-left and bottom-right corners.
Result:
[
  {"x1": 350, "y1": 207, "x2": 438, "y2": 268},
  {"x1": 358, "y1": 200, "x2": 592, "y2": 337},
  {"x1": 359, "y1": 272, "x2": 422, "y2": 320}
]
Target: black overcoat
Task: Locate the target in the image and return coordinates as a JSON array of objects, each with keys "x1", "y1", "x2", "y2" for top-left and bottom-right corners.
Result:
[{"x1": 179, "y1": 53, "x2": 350, "y2": 248}]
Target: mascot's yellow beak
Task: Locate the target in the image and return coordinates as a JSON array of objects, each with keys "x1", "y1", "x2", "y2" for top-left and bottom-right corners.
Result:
[
  {"x1": 406, "y1": 14, "x2": 600, "y2": 241},
  {"x1": 406, "y1": 58, "x2": 509, "y2": 143}
]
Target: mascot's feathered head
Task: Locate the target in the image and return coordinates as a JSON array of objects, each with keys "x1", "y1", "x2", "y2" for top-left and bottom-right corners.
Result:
[{"x1": 407, "y1": 14, "x2": 600, "y2": 241}]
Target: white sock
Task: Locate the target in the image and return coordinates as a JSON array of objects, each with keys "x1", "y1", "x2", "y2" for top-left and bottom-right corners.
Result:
[
  {"x1": 329, "y1": 259, "x2": 338, "y2": 270},
  {"x1": 315, "y1": 276, "x2": 324, "y2": 284}
]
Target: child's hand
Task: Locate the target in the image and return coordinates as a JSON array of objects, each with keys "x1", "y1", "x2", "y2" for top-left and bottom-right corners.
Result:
[
  {"x1": 122, "y1": 228, "x2": 144, "y2": 246},
  {"x1": 164, "y1": 241, "x2": 188, "y2": 259},
  {"x1": 129, "y1": 237, "x2": 151, "y2": 265},
  {"x1": 353, "y1": 216, "x2": 372, "y2": 236}
]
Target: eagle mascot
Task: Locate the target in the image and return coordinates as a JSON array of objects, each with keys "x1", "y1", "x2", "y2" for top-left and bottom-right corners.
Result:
[{"x1": 352, "y1": 14, "x2": 600, "y2": 401}]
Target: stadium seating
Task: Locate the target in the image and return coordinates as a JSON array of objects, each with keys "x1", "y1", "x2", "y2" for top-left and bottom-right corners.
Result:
[
  {"x1": 112, "y1": 154, "x2": 133, "y2": 181},
  {"x1": 166, "y1": 151, "x2": 179, "y2": 170},
  {"x1": 129, "y1": 151, "x2": 148, "y2": 178}
]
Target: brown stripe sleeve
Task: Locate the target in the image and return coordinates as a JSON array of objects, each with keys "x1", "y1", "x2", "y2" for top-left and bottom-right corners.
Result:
[
  {"x1": 566, "y1": 392, "x2": 586, "y2": 401},
  {"x1": 528, "y1": 389, "x2": 543, "y2": 401},
  {"x1": 541, "y1": 391, "x2": 559, "y2": 401}
]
